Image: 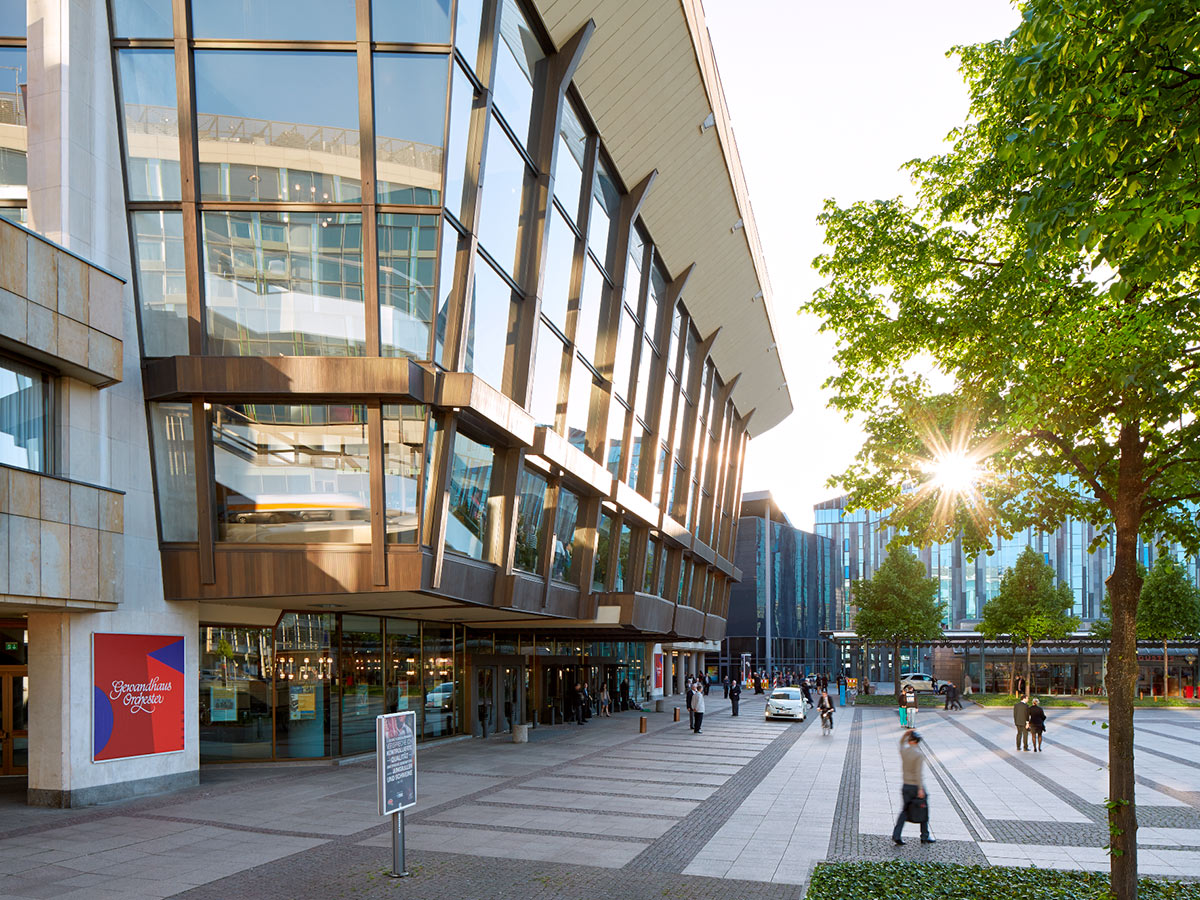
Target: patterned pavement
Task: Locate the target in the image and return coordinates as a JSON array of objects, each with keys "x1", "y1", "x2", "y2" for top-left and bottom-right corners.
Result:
[{"x1": 3, "y1": 694, "x2": 1200, "y2": 898}]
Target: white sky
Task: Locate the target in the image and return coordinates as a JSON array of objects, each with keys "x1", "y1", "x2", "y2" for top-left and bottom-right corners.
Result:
[{"x1": 703, "y1": 0, "x2": 1021, "y2": 528}]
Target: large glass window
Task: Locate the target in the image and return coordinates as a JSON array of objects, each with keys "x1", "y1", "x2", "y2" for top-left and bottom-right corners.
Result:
[
  {"x1": 149, "y1": 402, "x2": 197, "y2": 542},
  {"x1": 340, "y1": 615, "x2": 384, "y2": 755},
  {"x1": 529, "y1": 322, "x2": 563, "y2": 427},
  {"x1": 514, "y1": 467, "x2": 547, "y2": 573},
  {"x1": 131, "y1": 211, "x2": 187, "y2": 356},
  {"x1": 443, "y1": 62, "x2": 474, "y2": 224},
  {"x1": 385, "y1": 618, "x2": 422, "y2": 717},
  {"x1": 605, "y1": 398, "x2": 626, "y2": 479},
  {"x1": 492, "y1": 0, "x2": 543, "y2": 147},
  {"x1": 379, "y1": 213, "x2": 438, "y2": 358},
  {"x1": 194, "y1": 51, "x2": 360, "y2": 203},
  {"x1": 575, "y1": 257, "x2": 604, "y2": 363},
  {"x1": 274, "y1": 613, "x2": 335, "y2": 758},
  {"x1": 0, "y1": 45, "x2": 26, "y2": 213},
  {"x1": 593, "y1": 512, "x2": 613, "y2": 592},
  {"x1": 193, "y1": 0, "x2": 354, "y2": 41},
  {"x1": 422, "y1": 623, "x2": 457, "y2": 738},
  {"x1": 116, "y1": 50, "x2": 179, "y2": 202},
  {"x1": 203, "y1": 211, "x2": 365, "y2": 357},
  {"x1": 374, "y1": 54, "x2": 449, "y2": 205},
  {"x1": 434, "y1": 219, "x2": 460, "y2": 365},
  {"x1": 551, "y1": 487, "x2": 578, "y2": 582},
  {"x1": 477, "y1": 118, "x2": 527, "y2": 276},
  {"x1": 211, "y1": 404, "x2": 371, "y2": 543},
  {"x1": 565, "y1": 356, "x2": 593, "y2": 453},
  {"x1": 445, "y1": 431, "x2": 494, "y2": 559},
  {"x1": 384, "y1": 404, "x2": 425, "y2": 544},
  {"x1": 646, "y1": 262, "x2": 667, "y2": 348},
  {"x1": 0, "y1": 356, "x2": 50, "y2": 473},
  {"x1": 541, "y1": 208, "x2": 575, "y2": 334},
  {"x1": 553, "y1": 100, "x2": 585, "y2": 222},
  {"x1": 634, "y1": 339, "x2": 654, "y2": 422},
  {"x1": 373, "y1": 0, "x2": 452, "y2": 43},
  {"x1": 615, "y1": 523, "x2": 631, "y2": 592},
  {"x1": 111, "y1": 0, "x2": 173, "y2": 37},
  {"x1": 199, "y1": 625, "x2": 273, "y2": 760},
  {"x1": 454, "y1": 0, "x2": 484, "y2": 73},
  {"x1": 464, "y1": 255, "x2": 516, "y2": 392},
  {"x1": 613, "y1": 308, "x2": 636, "y2": 399},
  {"x1": 588, "y1": 160, "x2": 619, "y2": 269}
]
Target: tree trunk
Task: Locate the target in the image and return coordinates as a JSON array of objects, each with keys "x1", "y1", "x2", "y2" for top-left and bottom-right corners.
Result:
[
  {"x1": 1164, "y1": 639, "x2": 1169, "y2": 698},
  {"x1": 1106, "y1": 424, "x2": 1145, "y2": 900},
  {"x1": 1011, "y1": 644, "x2": 1018, "y2": 695},
  {"x1": 893, "y1": 638, "x2": 902, "y2": 701},
  {"x1": 1026, "y1": 637, "x2": 1033, "y2": 699}
]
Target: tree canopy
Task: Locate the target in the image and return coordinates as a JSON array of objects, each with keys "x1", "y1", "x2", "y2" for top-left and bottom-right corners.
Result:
[
  {"x1": 805, "y1": 2, "x2": 1200, "y2": 894},
  {"x1": 851, "y1": 549, "x2": 944, "y2": 697}
]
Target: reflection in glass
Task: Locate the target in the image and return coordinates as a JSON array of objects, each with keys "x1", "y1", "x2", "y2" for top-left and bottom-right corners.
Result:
[
  {"x1": 0, "y1": 48, "x2": 27, "y2": 204},
  {"x1": 193, "y1": 0, "x2": 354, "y2": 40},
  {"x1": 446, "y1": 431, "x2": 494, "y2": 559},
  {"x1": 149, "y1": 402, "x2": 197, "y2": 541},
  {"x1": 634, "y1": 338, "x2": 654, "y2": 421},
  {"x1": 384, "y1": 404, "x2": 425, "y2": 544},
  {"x1": 553, "y1": 100, "x2": 585, "y2": 221},
  {"x1": 422, "y1": 624, "x2": 457, "y2": 738},
  {"x1": 341, "y1": 615, "x2": 384, "y2": 755},
  {"x1": 464, "y1": 255, "x2": 515, "y2": 392},
  {"x1": 443, "y1": 62, "x2": 474, "y2": 223},
  {"x1": 199, "y1": 625, "x2": 273, "y2": 761},
  {"x1": 616, "y1": 523, "x2": 631, "y2": 591},
  {"x1": 541, "y1": 208, "x2": 575, "y2": 333},
  {"x1": 628, "y1": 426, "x2": 645, "y2": 491},
  {"x1": 379, "y1": 213, "x2": 438, "y2": 358},
  {"x1": 194, "y1": 51, "x2": 360, "y2": 203},
  {"x1": 375, "y1": 54, "x2": 448, "y2": 204},
  {"x1": 565, "y1": 356, "x2": 592, "y2": 453},
  {"x1": 588, "y1": 160, "x2": 619, "y2": 269},
  {"x1": 112, "y1": 0, "x2": 172, "y2": 36},
  {"x1": 454, "y1": 0, "x2": 484, "y2": 74},
  {"x1": 644, "y1": 539, "x2": 658, "y2": 593},
  {"x1": 613, "y1": 308, "x2": 636, "y2": 399},
  {"x1": 117, "y1": 50, "x2": 179, "y2": 201},
  {"x1": 477, "y1": 118, "x2": 527, "y2": 276},
  {"x1": 514, "y1": 468, "x2": 547, "y2": 573},
  {"x1": 0, "y1": 357, "x2": 49, "y2": 473},
  {"x1": 575, "y1": 257, "x2": 604, "y2": 363},
  {"x1": 373, "y1": 0, "x2": 451, "y2": 43},
  {"x1": 385, "y1": 618, "x2": 422, "y2": 720},
  {"x1": 593, "y1": 513, "x2": 613, "y2": 592},
  {"x1": 646, "y1": 261, "x2": 668, "y2": 347},
  {"x1": 274, "y1": 613, "x2": 335, "y2": 758},
  {"x1": 551, "y1": 487, "x2": 579, "y2": 582},
  {"x1": 203, "y1": 211, "x2": 365, "y2": 357},
  {"x1": 605, "y1": 397, "x2": 625, "y2": 479},
  {"x1": 529, "y1": 321, "x2": 563, "y2": 427},
  {"x1": 212, "y1": 404, "x2": 371, "y2": 543},
  {"x1": 131, "y1": 211, "x2": 187, "y2": 356},
  {"x1": 434, "y1": 220, "x2": 459, "y2": 365},
  {"x1": 492, "y1": 0, "x2": 543, "y2": 146}
]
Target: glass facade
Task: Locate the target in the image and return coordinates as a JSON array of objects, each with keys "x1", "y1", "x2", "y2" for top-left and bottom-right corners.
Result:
[
  {"x1": 0, "y1": 14, "x2": 26, "y2": 223},
  {"x1": 0, "y1": 356, "x2": 52, "y2": 473}
]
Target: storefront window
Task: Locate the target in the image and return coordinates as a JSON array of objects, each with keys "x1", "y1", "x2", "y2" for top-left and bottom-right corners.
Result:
[
  {"x1": 385, "y1": 618, "x2": 422, "y2": 718},
  {"x1": 0, "y1": 356, "x2": 51, "y2": 473},
  {"x1": 340, "y1": 615, "x2": 384, "y2": 755},
  {"x1": 116, "y1": 50, "x2": 180, "y2": 201},
  {"x1": 211, "y1": 404, "x2": 371, "y2": 543},
  {"x1": 551, "y1": 487, "x2": 579, "y2": 583},
  {"x1": 274, "y1": 613, "x2": 335, "y2": 759},
  {"x1": 384, "y1": 404, "x2": 425, "y2": 544},
  {"x1": 445, "y1": 430, "x2": 494, "y2": 559},
  {"x1": 422, "y1": 624, "x2": 457, "y2": 739},
  {"x1": 374, "y1": 54, "x2": 449, "y2": 205},
  {"x1": 199, "y1": 625, "x2": 273, "y2": 760},
  {"x1": 149, "y1": 402, "x2": 197, "y2": 542},
  {"x1": 379, "y1": 213, "x2": 438, "y2": 358},
  {"x1": 514, "y1": 467, "x2": 547, "y2": 573}
]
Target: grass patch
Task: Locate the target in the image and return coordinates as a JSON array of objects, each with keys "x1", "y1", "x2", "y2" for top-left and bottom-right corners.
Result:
[
  {"x1": 853, "y1": 693, "x2": 946, "y2": 708},
  {"x1": 968, "y1": 693, "x2": 1089, "y2": 707},
  {"x1": 804, "y1": 861, "x2": 1200, "y2": 900}
]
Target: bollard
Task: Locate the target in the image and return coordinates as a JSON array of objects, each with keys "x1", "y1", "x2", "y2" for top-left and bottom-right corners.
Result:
[
  {"x1": 639, "y1": 716, "x2": 647, "y2": 733},
  {"x1": 673, "y1": 707, "x2": 680, "y2": 722}
]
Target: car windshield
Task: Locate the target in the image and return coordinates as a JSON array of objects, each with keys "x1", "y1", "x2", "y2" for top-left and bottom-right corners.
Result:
[{"x1": 771, "y1": 689, "x2": 802, "y2": 700}]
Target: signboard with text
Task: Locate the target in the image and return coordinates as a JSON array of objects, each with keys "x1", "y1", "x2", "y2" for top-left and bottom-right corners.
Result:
[
  {"x1": 653, "y1": 653, "x2": 663, "y2": 690},
  {"x1": 93, "y1": 633, "x2": 185, "y2": 762},
  {"x1": 377, "y1": 710, "x2": 417, "y2": 815}
]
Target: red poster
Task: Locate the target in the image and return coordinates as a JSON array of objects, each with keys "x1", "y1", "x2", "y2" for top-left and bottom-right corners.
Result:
[
  {"x1": 93, "y1": 633, "x2": 185, "y2": 761},
  {"x1": 653, "y1": 653, "x2": 663, "y2": 690}
]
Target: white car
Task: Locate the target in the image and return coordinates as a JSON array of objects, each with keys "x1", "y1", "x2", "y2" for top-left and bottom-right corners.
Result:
[
  {"x1": 764, "y1": 688, "x2": 807, "y2": 721},
  {"x1": 899, "y1": 672, "x2": 936, "y2": 693}
]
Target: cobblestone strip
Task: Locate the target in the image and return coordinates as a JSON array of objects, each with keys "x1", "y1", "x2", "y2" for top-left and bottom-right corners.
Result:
[
  {"x1": 827, "y1": 707, "x2": 861, "y2": 858},
  {"x1": 921, "y1": 719, "x2": 994, "y2": 842},
  {"x1": 624, "y1": 719, "x2": 813, "y2": 873},
  {"x1": 1058, "y1": 720, "x2": 1200, "y2": 771},
  {"x1": 1134, "y1": 725, "x2": 1200, "y2": 747}
]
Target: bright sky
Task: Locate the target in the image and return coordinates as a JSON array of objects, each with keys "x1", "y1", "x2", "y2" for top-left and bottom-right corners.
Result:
[{"x1": 704, "y1": 0, "x2": 1021, "y2": 529}]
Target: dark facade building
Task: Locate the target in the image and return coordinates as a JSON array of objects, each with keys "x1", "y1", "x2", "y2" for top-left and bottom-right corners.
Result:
[
  {"x1": 720, "y1": 492, "x2": 843, "y2": 680},
  {"x1": 0, "y1": 0, "x2": 792, "y2": 805}
]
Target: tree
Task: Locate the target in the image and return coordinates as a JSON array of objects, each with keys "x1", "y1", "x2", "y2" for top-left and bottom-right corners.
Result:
[
  {"x1": 977, "y1": 548, "x2": 1080, "y2": 696},
  {"x1": 851, "y1": 550, "x2": 945, "y2": 698},
  {"x1": 806, "y1": 4, "x2": 1200, "y2": 895},
  {"x1": 1135, "y1": 556, "x2": 1200, "y2": 696}
]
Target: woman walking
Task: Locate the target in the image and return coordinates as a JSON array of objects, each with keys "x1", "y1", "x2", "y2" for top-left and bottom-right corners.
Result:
[
  {"x1": 1028, "y1": 697, "x2": 1047, "y2": 751},
  {"x1": 599, "y1": 684, "x2": 612, "y2": 717}
]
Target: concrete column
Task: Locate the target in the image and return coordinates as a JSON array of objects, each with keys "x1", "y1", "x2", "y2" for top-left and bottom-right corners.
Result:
[{"x1": 675, "y1": 653, "x2": 685, "y2": 694}]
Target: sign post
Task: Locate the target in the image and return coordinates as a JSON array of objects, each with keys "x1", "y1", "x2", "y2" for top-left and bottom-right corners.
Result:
[{"x1": 376, "y1": 710, "x2": 417, "y2": 878}]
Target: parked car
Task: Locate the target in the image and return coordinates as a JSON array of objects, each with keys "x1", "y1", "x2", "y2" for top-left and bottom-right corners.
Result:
[
  {"x1": 764, "y1": 688, "x2": 807, "y2": 722},
  {"x1": 425, "y1": 682, "x2": 454, "y2": 710},
  {"x1": 899, "y1": 672, "x2": 936, "y2": 693}
]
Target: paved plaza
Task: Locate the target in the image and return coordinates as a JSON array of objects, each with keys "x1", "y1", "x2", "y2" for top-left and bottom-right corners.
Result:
[{"x1": 3, "y1": 694, "x2": 1200, "y2": 899}]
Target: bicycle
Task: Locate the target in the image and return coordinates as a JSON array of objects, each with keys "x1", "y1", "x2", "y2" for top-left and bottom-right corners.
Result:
[{"x1": 820, "y1": 708, "x2": 833, "y2": 736}]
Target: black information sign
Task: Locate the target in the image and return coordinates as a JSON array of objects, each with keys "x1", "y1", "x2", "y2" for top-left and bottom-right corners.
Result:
[{"x1": 377, "y1": 710, "x2": 417, "y2": 815}]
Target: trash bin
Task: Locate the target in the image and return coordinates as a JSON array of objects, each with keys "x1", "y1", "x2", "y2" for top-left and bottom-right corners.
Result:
[{"x1": 1185, "y1": 686, "x2": 1194, "y2": 699}]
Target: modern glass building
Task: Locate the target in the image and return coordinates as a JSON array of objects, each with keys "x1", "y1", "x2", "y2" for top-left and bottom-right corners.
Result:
[
  {"x1": 0, "y1": 0, "x2": 792, "y2": 804},
  {"x1": 720, "y1": 492, "x2": 843, "y2": 679}
]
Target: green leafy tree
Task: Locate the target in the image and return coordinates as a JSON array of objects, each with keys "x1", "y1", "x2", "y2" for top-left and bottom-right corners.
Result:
[
  {"x1": 977, "y1": 548, "x2": 1080, "y2": 696},
  {"x1": 1135, "y1": 556, "x2": 1200, "y2": 696},
  {"x1": 851, "y1": 550, "x2": 945, "y2": 698},
  {"x1": 805, "y1": 4, "x2": 1200, "y2": 894}
]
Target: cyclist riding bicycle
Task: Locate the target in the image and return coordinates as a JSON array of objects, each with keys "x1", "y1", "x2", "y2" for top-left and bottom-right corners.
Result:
[{"x1": 817, "y1": 690, "x2": 835, "y2": 734}]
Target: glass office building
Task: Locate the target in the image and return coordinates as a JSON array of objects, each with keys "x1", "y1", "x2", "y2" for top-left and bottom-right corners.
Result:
[{"x1": 0, "y1": 0, "x2": 791, "y2": 803}]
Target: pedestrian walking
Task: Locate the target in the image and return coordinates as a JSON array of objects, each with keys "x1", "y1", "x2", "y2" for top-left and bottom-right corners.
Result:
[
  {"x1": 702, "y1": 673, "x2": 710, "y2": 695},
  {"x1": 573, "y1": 683, "x2": 585, "y2": 725},
  {"x1": 722, "y1": 676, "x2": 730, "y2": 699},
  {"x1": 963, "y1": 673, "x2": 973, "y2": 695},
  {"x1": 892, "y1": 729, "x2": 935, "y2": 846},
  {"x1": 1013, "y1": 695, "x2": 1030, "y2": 750},
  {"x1": 600, "y1": 684, "x2": 612, "y2": 717},
  {"x1": 729, "y1": 678, "x2": 741, "y2": 716},
  {"x1": 1027, "y1": 697, "x2": 1047, "y2": 751},
  {"x1": 619, "y1": 678, "x2": 630, "y2": 712},
  {"x1": 800, "y1": 679, "x2": 814, "y2": 709},
  {"x1": 686, "y1": 677, "x2": 695, "y2": 729},
  {"x1": 691, "y1": 681, "x2": 705, "y2": 733}
]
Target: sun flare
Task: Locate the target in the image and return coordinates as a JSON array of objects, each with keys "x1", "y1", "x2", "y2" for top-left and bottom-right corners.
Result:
[{"x1": 929, "y1": 451, "x2": 981, "y2": 495}]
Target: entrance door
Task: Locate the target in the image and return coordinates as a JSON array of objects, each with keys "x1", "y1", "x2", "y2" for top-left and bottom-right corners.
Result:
[
  {"x1": 500, "y1": 667, "x2": 520, "y2": 733},
  {"x1": 475, "y1": 666, "x2": 496, "y2": 738},
  {"x1": 0, "y1": 668, "x2": 28, "y2": 775}
]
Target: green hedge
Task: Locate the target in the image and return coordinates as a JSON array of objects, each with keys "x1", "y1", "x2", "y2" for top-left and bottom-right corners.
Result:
[
  {"x1": 854, "y1": 694, "x2": 946, "y2": 708},
  {"x1": 968, "y1": 693, "x2": 1089, "y2": 708},
  {"x1": 805, "y1": 861, "x2": 1200, "y2": 900}
]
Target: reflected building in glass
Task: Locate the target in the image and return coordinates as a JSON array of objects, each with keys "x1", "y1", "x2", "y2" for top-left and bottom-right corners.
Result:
[{"x1": 0, "y1": 0, "x2": 793, "y2": 800}]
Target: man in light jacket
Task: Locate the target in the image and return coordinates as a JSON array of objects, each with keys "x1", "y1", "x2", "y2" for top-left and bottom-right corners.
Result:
[
  {"x1": 892, "y1": 729, "x2": 934, "y2": 846},
  {"x1": 691, "y1": 681, "x2": 705, "y2": 734}
]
